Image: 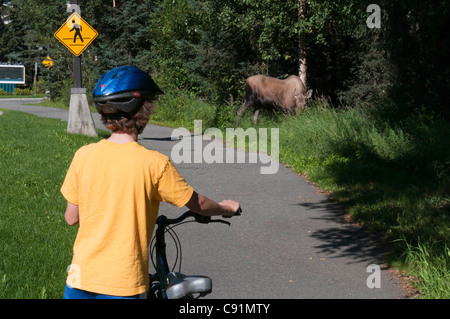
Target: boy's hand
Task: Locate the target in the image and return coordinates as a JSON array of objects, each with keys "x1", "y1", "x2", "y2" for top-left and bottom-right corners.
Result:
[{"x1": 219, "y1": 200, "x2": 241, "y2": 218}]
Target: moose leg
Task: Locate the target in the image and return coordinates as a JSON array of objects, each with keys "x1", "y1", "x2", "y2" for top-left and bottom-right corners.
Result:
[
  {"x1": 252, "y1": 109, "x2": 260, "y2": 125},
  {"x1": 235, "y1": 101, "x2": 250, "y2": 128}
]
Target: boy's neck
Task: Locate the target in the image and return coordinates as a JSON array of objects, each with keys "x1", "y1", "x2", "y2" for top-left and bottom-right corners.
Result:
[{"x1": 107, "y1": 132, "x2": 137, "y2": 144}]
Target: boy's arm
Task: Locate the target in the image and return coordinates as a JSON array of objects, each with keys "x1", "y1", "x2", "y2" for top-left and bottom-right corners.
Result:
[
  {"x1": 185, "y1": 191, "x2": 240, "y2": 218},
  {"x1": 64, "y1": 202, "x2": 79, "y2": 226}
]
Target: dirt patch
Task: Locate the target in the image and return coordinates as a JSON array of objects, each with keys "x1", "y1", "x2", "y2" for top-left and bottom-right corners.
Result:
[{"x1": 388, "y1": 268, "x2": 421, "y2": 298}]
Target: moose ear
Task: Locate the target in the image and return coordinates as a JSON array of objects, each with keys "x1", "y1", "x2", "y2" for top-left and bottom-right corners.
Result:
[{"x1": 304, "y1": 89, "x2": 313, "y2": 99}]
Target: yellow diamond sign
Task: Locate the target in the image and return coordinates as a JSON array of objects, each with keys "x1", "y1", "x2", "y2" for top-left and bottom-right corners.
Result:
[
  {"x1": 54, "y1": 13, "x2": 98, "y2": 56},
  {"x1": 42, "y1": 55, "x2": 53, "y2": 69}
]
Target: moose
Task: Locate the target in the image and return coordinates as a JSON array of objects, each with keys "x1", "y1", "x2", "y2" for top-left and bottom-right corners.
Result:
[{"x1": 235, "y1": 75, "x2": 312, "y2": 128}]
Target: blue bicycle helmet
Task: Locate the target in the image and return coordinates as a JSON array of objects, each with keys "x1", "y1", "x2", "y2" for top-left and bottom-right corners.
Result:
[{"x1": 92, "y1": 65, "x2": 163, "y2": 114}]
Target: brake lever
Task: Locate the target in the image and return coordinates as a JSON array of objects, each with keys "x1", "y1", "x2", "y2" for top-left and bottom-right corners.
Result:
[
  {"x1": 212, "y1": 207, "x2": 241, "y2": 226},
  {"x1": 210, "y1": 219, "x2": 231, "y2": 226},
  {"x1": 193, "y1": 207, "x2": 241, "y2": 226}
]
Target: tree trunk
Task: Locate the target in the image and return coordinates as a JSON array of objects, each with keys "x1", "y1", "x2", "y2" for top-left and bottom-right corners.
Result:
[{"x1": 298, "y1": 0, "x2": 307, "y2": 87}]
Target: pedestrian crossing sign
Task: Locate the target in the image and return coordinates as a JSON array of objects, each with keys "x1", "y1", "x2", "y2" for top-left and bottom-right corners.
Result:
[{"x1": 54, "y1": 12, "x2": 98, "y2": 57}]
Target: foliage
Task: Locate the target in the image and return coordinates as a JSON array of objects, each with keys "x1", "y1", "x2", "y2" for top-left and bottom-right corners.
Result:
[
  {"x1": 151, "y1": 91, "x2": 216, "y2": 130},
  {"x1": 13, "y1": 87, "x2": 33, "y2": 95},
  {"x1": 401, "y1": 240, "x2": 450, "y2": 299},
  {"x1": 338, "y1": 1, "x2": 450, "y2": 117},
  {"x1": 2, "y1": 0, "x2": 448, "y2": 116},
  {"x1": 0, "y1": 0, "x2": 156, "y2": 103}
]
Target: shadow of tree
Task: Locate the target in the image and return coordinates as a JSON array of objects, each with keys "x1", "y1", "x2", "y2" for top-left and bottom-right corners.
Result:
[{"x1": 295, "y1": 200, "x2": 390, "y2": 265}]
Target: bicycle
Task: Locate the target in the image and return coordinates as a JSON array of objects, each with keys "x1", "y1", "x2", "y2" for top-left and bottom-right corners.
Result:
[{"x1": 148, "y1": 208, "x2": 241, "y2": 299}]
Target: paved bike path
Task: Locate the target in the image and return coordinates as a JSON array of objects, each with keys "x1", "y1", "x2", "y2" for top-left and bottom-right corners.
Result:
[{"x1": 1, "y1": 98, "x2": 406, "y2": 299}]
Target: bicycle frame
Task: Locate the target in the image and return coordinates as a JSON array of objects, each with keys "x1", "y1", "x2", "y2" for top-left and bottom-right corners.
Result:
[
  {"x1": 151, "y1": 215, "x2": 172, "y2": 299},
  {"x1": 149, "y1": 209, "x2": 240, "y2": 299}
]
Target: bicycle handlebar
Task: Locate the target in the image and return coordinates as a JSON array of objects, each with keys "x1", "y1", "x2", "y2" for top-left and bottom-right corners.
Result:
[{"x1": 163, "y1": 207, "x2": 242, "y2": 227}]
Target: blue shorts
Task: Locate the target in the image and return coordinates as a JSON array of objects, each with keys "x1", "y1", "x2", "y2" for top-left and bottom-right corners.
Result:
[{"x1": 63, "y1": 284, "x2": 146, "y2": 299}]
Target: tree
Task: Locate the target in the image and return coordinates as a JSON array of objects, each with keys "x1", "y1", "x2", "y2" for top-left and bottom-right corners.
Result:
[
  {"x1": 148, "y1": 0, "x2": 306, "y2": 101},
  {"x1": 382, "y1": 0, "x2": 450, "y2": 116},
  {"x1": 1, "y1": 0, "x2": 162, "y2": 99},
  {"x1": 297, "y1": 0, "x2": 307, "y2": 87},
  {"x1": 3, "y1": 0, "x2": 448, "y2": 117}
]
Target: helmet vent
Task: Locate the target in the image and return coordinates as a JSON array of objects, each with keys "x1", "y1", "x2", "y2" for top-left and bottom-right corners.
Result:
[{"x1": 110, "y1": 97, "x2": 134, "y2": 103}]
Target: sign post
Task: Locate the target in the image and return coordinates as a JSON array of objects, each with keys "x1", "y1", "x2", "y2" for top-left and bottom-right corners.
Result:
[{"x1": 54, "y1": 0, "x2": 98, "y2": 137}]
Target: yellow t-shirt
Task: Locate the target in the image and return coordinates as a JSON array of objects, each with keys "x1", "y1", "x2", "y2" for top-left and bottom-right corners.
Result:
[{"x1": 61, "y1": 139, "x2": 194, "y2": 296}]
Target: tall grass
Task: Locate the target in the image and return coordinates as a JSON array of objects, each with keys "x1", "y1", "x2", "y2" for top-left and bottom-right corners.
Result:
[
  {"x1": 278, "y1": 104, "x2": 414, "y2": 174},
  {"x1": 151, "y1": 91, "x2": 217, "y2": 130},
  {"x1": 399, "y1": 239, "x2": 450, "y2": 299}
]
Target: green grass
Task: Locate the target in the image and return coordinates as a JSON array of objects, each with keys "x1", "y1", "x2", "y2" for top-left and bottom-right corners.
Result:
[
  {"x1": 0, "y1": 94, "x2": 45, "y2": 99},
  {"x1": 0, "y1": 109, "x2": 107, "y2": 298},
  {"x1": 150, "y1": 91, "x2": 217, "y2": 130},
  {"x1": 30, "y1": 97, "x2": 98, "y2": 113},
  {"x1": 32, "y1": 98, "x2": 69, "y2": 109},
  {"x1": 398, "y1": 239, "x2": 450, "y2": 298}
]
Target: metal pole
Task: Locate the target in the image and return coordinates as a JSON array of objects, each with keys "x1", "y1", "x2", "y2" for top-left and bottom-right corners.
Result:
[
  {"x1": 70, "y1": 0, "x2": 82, "y2": 88},
  {"x1": 33, "y1": 62, "x2": 37, "y2": 96},
  {"x1": 66, "y1": 0, "x2": 97, "y2": 137},
  {"x1": 73, "y1": 56, "x2": 82, "y2": 88}
]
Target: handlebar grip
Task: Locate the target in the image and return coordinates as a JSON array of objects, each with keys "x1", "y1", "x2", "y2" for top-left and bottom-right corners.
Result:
[{"x1": 234, "y1": 207, "x2": 242, "y2": 216}]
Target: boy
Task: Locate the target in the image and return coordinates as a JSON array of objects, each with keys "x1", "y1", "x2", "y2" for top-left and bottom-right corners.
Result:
[{"x1": 61, "y1": 66, "x2": 240, "y2": 299}]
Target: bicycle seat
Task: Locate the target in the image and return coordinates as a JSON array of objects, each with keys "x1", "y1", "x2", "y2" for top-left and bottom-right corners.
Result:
[{"x1": 166, "y1": 272, "x2": 212, "y2": 299}]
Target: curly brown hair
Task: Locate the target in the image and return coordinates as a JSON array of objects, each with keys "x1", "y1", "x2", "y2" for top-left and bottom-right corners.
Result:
[{"x1": 100, "y1": 100, "x2": 156, "y2": 136}]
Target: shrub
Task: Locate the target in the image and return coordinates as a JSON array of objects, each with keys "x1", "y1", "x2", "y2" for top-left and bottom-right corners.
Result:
[{"x1": 13, "y1": 87, "x2": 33, "y2": 96}]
